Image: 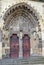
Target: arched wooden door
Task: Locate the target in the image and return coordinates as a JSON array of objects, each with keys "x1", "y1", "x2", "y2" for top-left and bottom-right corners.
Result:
[
  {"x1": 23, "y1": 34, "x2": 30, "y2": 57},
  {"x1": 10, "y1": 34, "x2": 19, "y2": 58}
]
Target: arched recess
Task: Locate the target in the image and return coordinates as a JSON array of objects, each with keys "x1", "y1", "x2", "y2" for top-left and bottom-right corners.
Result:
[{"x1": 2, "y1": 2, "x2": 42, "y2": 58}]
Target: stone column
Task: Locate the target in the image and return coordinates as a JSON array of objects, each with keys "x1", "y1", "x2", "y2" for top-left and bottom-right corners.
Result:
[
  {"x1": 19, "y1": 32, "x2": 23, "y2": 58},
  {"x1": 42, "y1": 5, "x2": 44, "y2": 56},
  {"x1": 42, "y1": 31, "x2": 44, "y2": 56},
  {"x1": 0, "y1": 29, "x2": 2, "y2": 59}
]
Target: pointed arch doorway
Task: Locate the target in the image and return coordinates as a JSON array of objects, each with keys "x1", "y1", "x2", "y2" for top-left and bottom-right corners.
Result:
[{"x1": 3, "y1": 2, "x2": 42, "y2": 59}]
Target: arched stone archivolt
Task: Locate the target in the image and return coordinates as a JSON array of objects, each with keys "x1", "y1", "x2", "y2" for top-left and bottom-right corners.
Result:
[
  {"x1": 3, "y1": 2, "x2": 38, "y2": 22},
  {"x1": 2, "y1": 2, "x2": 42, "y2": 58}
]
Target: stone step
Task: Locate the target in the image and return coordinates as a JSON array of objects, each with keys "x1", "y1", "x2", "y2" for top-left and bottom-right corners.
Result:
[{"x1": 0, "y1": 56, "x2": 44, "y2": 65}]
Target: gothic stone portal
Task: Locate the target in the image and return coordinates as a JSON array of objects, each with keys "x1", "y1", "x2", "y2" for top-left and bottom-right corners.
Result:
[{"x1": 3, "y1": 2, "x2": 42, "y2": 58}]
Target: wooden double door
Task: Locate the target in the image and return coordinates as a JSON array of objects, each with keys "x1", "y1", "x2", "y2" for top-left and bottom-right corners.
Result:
[{"x1": 10, "y1": 34, "x2": 30, "y2": 58}]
